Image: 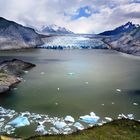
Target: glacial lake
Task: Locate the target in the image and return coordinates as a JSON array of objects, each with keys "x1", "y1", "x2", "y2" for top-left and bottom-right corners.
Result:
[{"x1": 0, "y1": 49, "x2": 140, "y2": 137}]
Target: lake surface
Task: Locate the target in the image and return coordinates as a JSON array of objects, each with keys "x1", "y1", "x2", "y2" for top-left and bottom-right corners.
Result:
[{"x1": 0, "y1": 49, "x2": 140, "y2": 137}]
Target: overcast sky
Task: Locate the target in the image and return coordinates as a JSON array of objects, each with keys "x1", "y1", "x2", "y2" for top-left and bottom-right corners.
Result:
[{"x1": 0, "y1": 0, "x2": 140, "y2": 33}]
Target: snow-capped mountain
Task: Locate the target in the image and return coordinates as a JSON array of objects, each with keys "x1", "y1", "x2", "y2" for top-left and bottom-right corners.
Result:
[
  {"x1": 99, "y1": 22, "x2": 139, "y2": 36},
  {"x1": 40, "y1": 24, "x2": 74, "y2": 34}
]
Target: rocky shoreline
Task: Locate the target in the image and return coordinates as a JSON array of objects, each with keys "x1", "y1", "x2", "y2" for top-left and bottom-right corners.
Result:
[{"x1": 0, "y1": 59, "x2": 35, "y2": 94}]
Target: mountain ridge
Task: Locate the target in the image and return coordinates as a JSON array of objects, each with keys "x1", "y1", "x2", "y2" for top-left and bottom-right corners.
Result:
[
  {"x1": 40, "y1": 24, "x2": 74, "y2": 34},
  {"x1": 99, "y1": 22, "x2": 139, "y2": 36},
  {"x1": 0, "y1": 17, "x2": 43, "y2": 50}
]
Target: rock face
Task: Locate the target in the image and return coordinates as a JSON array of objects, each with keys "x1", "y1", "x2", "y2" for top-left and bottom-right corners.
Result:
[
  {"x1": 103, "y1": 27, "x2": 140, "y2": 56},
  {"x1": 99, "y1": 22, "x2": 139, "y2": 36},
  {"x1": 0, "y1": 17, "x2": 43, "y2": 50},
  {"x1": 0, "y1": 59, "x2": 35, "y2": 93}
]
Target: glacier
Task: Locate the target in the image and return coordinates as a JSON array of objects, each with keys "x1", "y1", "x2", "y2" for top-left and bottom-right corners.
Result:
[{"x1": 38, "y1": 35, "x2": 108, "y2": 49}]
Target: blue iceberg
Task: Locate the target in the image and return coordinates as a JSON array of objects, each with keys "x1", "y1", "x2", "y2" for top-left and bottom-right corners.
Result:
[
  {"x1": 8, "y1": 116, "x2": 30, "y2": 127},
  {"x1": 80, "y1": 112, "x2": 100, "y2": 124}
]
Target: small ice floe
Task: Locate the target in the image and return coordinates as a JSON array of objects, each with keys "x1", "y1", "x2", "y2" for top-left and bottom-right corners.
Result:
[
  {"x1": 97, "y1": 120, "x2": 107, "y2": 127},
  {"x1": 63, "y1": 128, "x2": 72, "y2": 134},
  {"x1": 21, "y1": 111, "x2": 30, "y2": 117},
  {"x1": 50, "y1": 127, "x2": 59, "y2": 134},
  {"x1": 0, "y1": 122, "x2": 4, "y2": 127},
  {"x1": 67, "y1": 72, "x2": 75, "y2": 76},
  {"x1": 133, "y1": 103, "x2": 138, "y2": 106},
  {"x1": 54, "y1": 121, "x2": 67, "y2": 129},
  {"x1": 35, "y1": 125, "x2": 47, "y2": 135},
  {"x1": 73, "y1": 122, "x2": 84, "y2": 130},
  {"x1": 57, "y1": 88, "x2": 60, "y2": 91},
  {"x1": 116, "y1": 89, "x2": 122, "y2": 92},
  {"x1": 111, "y1": 102, "x2": 115, "y2": 105},
  {"x1": 80, "y1": 112, "x2": 100, "y2": 124},
  {"x1": 37, "y1": 121, "x2": 45, "y2": 126},
  {"x1": 101, "y1": 104, "x2": 105, "y2": 106},
  {"x1": 8, "y1": 116, "x2": 30, "y2": 128},
  {"x1": 4, "y1": 125, "x2": 15, "y2": 135},
  {"x1": 24, "y1": 71, "x2": 28, "y2": 74},
  {"x1": 64, "y1": 116, "x2": 75, "y2": 123},
  {"x1": 85, "y1": 82, "x2": 89, "y2": 84},
  {"x1": 118, "y1": 114, "x2": 127, "y2": 119},
  {"x1": 31, "y1": 113, "x2": 42, "y2": 120},
  {"x1": 105, "y1": 117, "x2": 113, "y2": 122},
  {"x1": 0, "y1": 108, "x2": 16, "y2": 119},
  {"x1": 13, "y1": 88, "x2": 18, "y2": 90},
  {"x1": 0, "y1": 118, "x2": 5, "y2": 122},
  {"x1": 40, "y1": 72, "x2": 45, "y2": 75},
  {"x1": 127, "y1": 114, "x2": 134, "y2": 120},
  {"x1": 55, "y1": 102, "x2": 58, "y2": 106}
]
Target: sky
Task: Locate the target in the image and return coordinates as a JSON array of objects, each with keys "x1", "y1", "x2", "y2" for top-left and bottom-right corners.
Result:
[{"x1": 0, "y1": 0, "x2": 140, "y2": 33}]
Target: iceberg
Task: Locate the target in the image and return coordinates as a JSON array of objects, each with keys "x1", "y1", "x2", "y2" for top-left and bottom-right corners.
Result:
[
  {"x1": 8, "y1": 116, "x2": 30, "y2": 127},
  {"x1": 40, "y1": 72, "x2": 45, "y2": 75},
  {"x1": 118, "y1": 114, "x2": 127, "y2": 119},
  {"x1": 63, "y1": 128, "x2": 72, "y2": 134},
  {"x1": 80, "y1": 112, "x2": 100, "y2": 124},
  {"x1": 127, "y1": 114, "x2": 134, "y2": 120},
  {"x1": 50, "y1": 127, "x2": 59, "y2": 134},
  {"x1": 74, "y1": 122, "x2": 84, "y2": 130},
  {"x1": 105, "y1": 117, "x2": 113, "y2": 122},
  {"x1": 54, "y1": 121, "x2": 67, "y2": 129},
  {"x1": 64, "y1": 116, "x2": 75, "y2": 123},
  {"x1": 133, "y1": 103, "x2": 138, "y2": 106},
  {"x1": 67, "y1": 72, "x2": 75, "y2": 76},
  {"x1": 116, "y1": 89, "x2": 122, "y2": 92},
  {"x1": 35, "y1": 125, "x2": 47, "y2": 135},
  {"x1": 0, "y1": 118, "x2": 5, "y2": 122}
]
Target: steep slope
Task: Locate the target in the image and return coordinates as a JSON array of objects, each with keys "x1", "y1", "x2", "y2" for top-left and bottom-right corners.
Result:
[
  {"x1": 40, "y1": 24, "x2": 73, "y2": 34},
  {"x1": 0, "y1": 17, "x2": 43, "y2": 50},
  {"x1": 103, "y1": 27, "x2": 140, "y2": 56},
  {"x1": 100, "y1": 22, "x2": 139, "y2": 36}
]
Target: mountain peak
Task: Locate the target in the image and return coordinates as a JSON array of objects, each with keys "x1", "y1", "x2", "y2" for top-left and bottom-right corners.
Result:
[
  {"x1": 99, "y1": 22, "x2": 139, "y2": 36},
  {"x1": 40, "y1": 24, "x2": 73, "y2": 34}
]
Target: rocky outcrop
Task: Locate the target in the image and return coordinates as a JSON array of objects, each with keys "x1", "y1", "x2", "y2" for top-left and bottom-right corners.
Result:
[
  {"x1": 103, "y1": 27, "x2": 140, "y2": 56},
  {"x1": 0, "y1": 17, "x2": 43, "y2": 50},
  {"x1": 0, "y1": 59, "x2": 35, "y2": 93},
  {"x1": 0, "y1": 59, "x2": 36, "y2": 75}
]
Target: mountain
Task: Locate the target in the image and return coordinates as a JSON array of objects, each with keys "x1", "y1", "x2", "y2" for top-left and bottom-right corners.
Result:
[
  {"x1": 99, "y1": 22, "x2": 139, "y2": 36},
  {"x1": 40, "y1": 24, "x2": 73, "y2": 34},
  {"x1": 103, "y1": 27, "x2": 140, "y2": 56},
  {"x1": 0, "y1": 17, "x2": 43, "y2": 50}
]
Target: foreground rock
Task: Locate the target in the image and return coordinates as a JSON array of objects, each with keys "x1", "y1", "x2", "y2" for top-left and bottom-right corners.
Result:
[
  {"x1": 0, "y1": 59, "x2": 35, "y2": 93},
  {"x1": 0, "y1": 17, "x2": 43, "y2": 50},
  {"x1": 0, "y1": 73, "x2": 20, "y2": 93}
]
